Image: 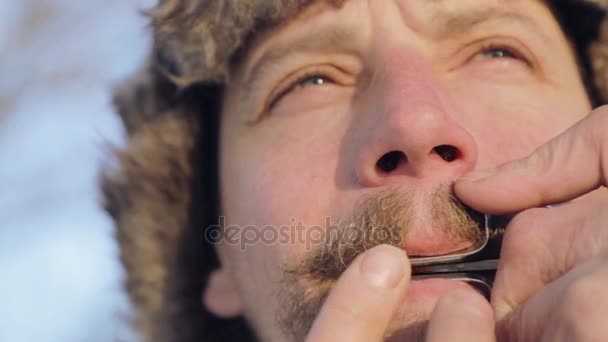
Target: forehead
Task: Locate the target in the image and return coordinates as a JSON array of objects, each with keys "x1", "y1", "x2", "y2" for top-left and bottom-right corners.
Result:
[
  {"x1": 243, "y1": 0, "x2": 552, "y2": 44},
  {"x1": 232, "y1": 0, "x2": 561, "y2": 85}
]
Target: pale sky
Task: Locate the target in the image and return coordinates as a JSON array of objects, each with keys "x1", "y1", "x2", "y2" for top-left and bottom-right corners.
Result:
[{"x1": 0, "y1": 0, "x2": 154, "y2": 340}]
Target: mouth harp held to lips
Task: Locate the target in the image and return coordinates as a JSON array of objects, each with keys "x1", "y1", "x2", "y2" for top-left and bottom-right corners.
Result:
[{"x1": 411, "y1": 214, "x2": 509, "y2": 299}]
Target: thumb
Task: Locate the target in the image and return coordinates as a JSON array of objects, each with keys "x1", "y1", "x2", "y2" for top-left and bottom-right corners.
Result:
[
  {"x1": 305, "y1": 244, "x2": 411, "y2": 342},
  {"x1": 455, "y1": 108, "x2": 608, "y2": 214},
  {"x1": 426, "y1": 288, "x2": 496, "y2": 342}
]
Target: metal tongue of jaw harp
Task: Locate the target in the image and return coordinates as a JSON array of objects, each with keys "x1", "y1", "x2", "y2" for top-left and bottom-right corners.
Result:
[{"x1": 410, "y1": 214, "x2": 504, "y2": 299}]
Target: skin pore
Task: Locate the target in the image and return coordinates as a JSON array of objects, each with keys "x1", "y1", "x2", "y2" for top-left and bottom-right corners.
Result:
[{"x1": 206, "y1": 0, "x2": 592, "y2": 341}]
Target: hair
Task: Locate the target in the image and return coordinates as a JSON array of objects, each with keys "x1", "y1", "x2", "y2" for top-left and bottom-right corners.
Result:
[{"x1": 102, "y1": 1, "x2": 608, "y2": 341}]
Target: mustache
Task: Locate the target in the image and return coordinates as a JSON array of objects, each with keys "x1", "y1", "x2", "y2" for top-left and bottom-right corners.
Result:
[
  {"x1": 277, "y1": 185, "x2": 489, "y2": 340},
  {"x1": 285, "y1": 185, "x2": 486, "y2": 283}
]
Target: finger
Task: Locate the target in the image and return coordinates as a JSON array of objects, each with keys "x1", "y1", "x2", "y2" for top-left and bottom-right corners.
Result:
[
  {"x1": 426, "y1": 288, "x2": 496, "y2": 342},
  {"x1": 489, "y1": 207, "x2": 563, "y2": 322},
  {"x1": 496, "y1": 255, "x2": 608, "y2": 341},
  {"x1": 305, "y1": 244, "x2": 411, "y2": 342},
  {"x1": 491, "y1": 192, "x2": 608, "y2": 320},
  {"x1": 454, "y1": 107, "x2": 608, "y2": 214}
]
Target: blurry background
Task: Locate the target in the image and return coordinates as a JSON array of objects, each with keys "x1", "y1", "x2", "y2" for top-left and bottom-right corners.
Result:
[{"x1": 0, "y1": 0, "x2": 155, "y2": 340}]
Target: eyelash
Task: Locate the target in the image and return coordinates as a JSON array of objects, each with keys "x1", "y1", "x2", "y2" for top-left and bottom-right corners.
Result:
[
  {"x1": 474, "y1": 42, "x2": 529, "y2": 64},
  {"x1": 268, "y1": 67, "x2": 340, "y2": 109},
  {"x1": 268, "y1": 42, "x2": 528, "y2": 109}
]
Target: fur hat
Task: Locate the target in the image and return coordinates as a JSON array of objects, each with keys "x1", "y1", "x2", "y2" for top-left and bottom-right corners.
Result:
[{"x1": 102, "y1": 1, "x2": 608, "y2": 341}]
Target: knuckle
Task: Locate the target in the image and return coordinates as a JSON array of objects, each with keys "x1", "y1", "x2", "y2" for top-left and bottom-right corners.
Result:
[
  {"x1": 508, "y1": 208, "x2": 545, "y2": 231},
  {"x1": 526, "y1": 143, "x2": 555, "y2": 176},
  {"x1": 495, "y1": 208, "x2": 559, "y2": 289},
  {"x1": 501, "y1": 209, "x2": 546, "y2": 254}
]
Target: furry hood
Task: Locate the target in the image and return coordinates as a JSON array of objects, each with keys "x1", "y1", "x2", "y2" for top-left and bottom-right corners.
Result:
[{"x1": 103, "y1": 1, "x2": 608, "y2": 341}]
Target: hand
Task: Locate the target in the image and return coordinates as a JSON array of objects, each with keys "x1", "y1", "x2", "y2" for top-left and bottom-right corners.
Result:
[
  {"x1": 305, "y1": 244, "x2": 496, "y2": 342},
  {"x1": 455, "y1": 106, "x2": 608, "y2": 341}
]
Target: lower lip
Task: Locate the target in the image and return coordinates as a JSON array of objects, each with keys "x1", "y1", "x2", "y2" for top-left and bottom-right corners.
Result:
[{"x1": 407, "y1": 278, "x2": 474, "y2": 299}]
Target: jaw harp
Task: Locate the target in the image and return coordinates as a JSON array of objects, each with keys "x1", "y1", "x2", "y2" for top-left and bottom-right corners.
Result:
[{"x1": 410, "y1": 214, "x2": 505, "y2": 299}]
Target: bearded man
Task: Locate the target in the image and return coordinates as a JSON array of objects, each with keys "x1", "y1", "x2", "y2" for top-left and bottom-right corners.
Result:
[{"x1": 104, "y1": 0, "x2": 608, "y2": 341}]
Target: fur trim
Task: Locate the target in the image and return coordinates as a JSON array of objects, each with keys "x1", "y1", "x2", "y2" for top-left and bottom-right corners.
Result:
[
  {"x1": 151, "y1": 0, "x2": 323, "y2": 86},
  {"x1": 103, "y1": 97, "x2": 199, "y2": 341}
]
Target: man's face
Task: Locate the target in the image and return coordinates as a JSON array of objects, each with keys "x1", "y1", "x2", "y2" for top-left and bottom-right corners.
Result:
[{"x1": 207, "y1": 0, "x2": 591, "y2": 340}]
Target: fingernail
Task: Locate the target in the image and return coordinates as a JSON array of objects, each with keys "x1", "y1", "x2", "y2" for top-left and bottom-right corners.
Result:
[{"x1": 360, "y1": 245, "x2": 407, "y2": 289}]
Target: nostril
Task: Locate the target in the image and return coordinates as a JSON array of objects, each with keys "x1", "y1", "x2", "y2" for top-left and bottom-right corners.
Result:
[
  {"x1": 434, "y1": 145, "x2": 460, "y2": 162},
  {"x1": 377, "y1": 151, "x2": 407, "y2": 173}
]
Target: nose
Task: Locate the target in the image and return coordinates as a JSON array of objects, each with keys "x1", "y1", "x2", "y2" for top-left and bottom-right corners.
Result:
[{"x1": 352, "y1": 55, "x2": 478, "y2": 187}]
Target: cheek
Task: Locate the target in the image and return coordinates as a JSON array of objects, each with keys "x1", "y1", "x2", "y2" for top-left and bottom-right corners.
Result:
[
  {"x1": 218, "y1": 115, "x2": 348, "y2": 329},
  {"x1": 449, "y1": 82, "x2": 589, "y2": 169},
  {"x1": 221, "y1": 134, "x2": 339, "y2": 228},
  {"x1": 220, "y1": 108, "x2": 350, "y2": 229},
  {"x1": 218, "y1": 110, "x2": 351, "y2": 276}
]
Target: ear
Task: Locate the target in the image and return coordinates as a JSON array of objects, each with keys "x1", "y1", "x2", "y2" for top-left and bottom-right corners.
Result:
[{"x1": 203, "y1": 268, "x2": 243, "y2": 318}]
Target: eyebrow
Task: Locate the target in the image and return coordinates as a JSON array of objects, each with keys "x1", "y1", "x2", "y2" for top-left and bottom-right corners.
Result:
[
  {"x1": 240, "y1": 5, "x2": 549, "y2": 100},
  {"x1": 429, "y1": 6, "x2": 548, "y2": 40},
  {"x1": 242, "y1": 24, "x2": 356, "y2": 95}
]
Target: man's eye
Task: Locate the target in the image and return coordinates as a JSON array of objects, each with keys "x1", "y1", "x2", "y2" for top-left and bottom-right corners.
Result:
[
  {"x1": 466, "y1": 42, "x2": 534, "y2": 70},
  {"x1": 473, "y1": 44, "x2": 527, "y2": 63},
  {"x1": 480, "y1": 48, "x2": 516, "y2": 59},
  {"x1": 268, "y1": 72, "x2": 336, "y2": 109},
  {"x1": 297, "y1": 75, "x2": 331, "y2": 88}
]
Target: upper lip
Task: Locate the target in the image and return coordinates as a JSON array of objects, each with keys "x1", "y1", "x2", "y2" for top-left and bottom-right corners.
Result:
[
  {"x1": 404, "y1": 206, "x2": 487, "y2": 260},
  {"x1": 409, "y1": 216, "x2": 490, "y2": 267}
]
